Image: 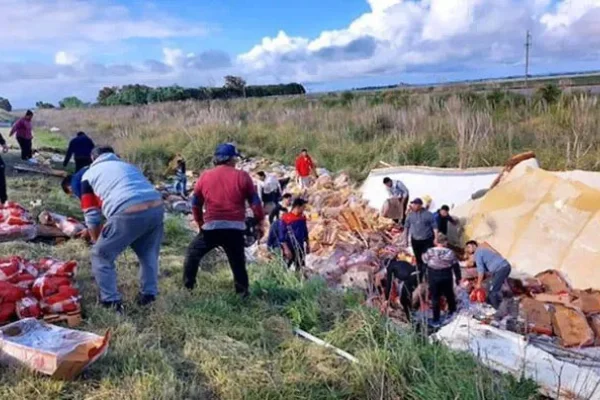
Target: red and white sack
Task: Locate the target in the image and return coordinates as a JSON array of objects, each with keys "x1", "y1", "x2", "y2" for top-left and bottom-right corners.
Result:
[
  {"x1": 0, "y1": 224, "x2": 38, "y2": 243},
  {"x1": 36, "y1": 258, "x2": 78, "y2": 277},
  {"x1": 0, "y1": 302, "x2": 16, "y2": 323},
  {"x1": 16, "y1": 296, "x2": 42, "y2": 319},
  {"x1": 41, "y1": 286, "x2": 80, "y2": 314},
  {"x1": 9, "y1": 272, "x2": 36, "y2": 290},
  {"x1": 32, "y1": 276, "x2": 73, "y2": 299},
  {"x1": 0, "y1": 202, "x2": 33, "y2": 224},
  {"x1": 0, "y1": 257, "x2": 22, "y2": 281},
  {"x1": 0, "y1": 281, "x2": 26, "y2": 303},
  {"x1": 39, "y1": 211, "x2": 86, "y2": 237}
]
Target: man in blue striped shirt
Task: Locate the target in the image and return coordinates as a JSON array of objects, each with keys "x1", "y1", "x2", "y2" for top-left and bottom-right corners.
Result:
[{"x1": 466, "y1": 241, "x2": 512, "y2": 309}]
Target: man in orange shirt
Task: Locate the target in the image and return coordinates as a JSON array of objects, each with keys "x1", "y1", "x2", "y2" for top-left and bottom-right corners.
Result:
[{"x1": 295, "y1": 149, "x2": 315, "y2": 189}]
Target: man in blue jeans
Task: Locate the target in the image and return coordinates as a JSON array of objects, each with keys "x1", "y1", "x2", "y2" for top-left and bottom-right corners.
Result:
[
  {"x1": 80, "y1": 146, "x2": 164, "y2": 313},
  {"x1": 466, "y1": 240, "x2": 512, "y2": 309}
]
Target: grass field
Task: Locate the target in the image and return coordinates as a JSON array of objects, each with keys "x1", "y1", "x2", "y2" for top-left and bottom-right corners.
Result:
[
  {"x1": 32, "y1": 88, "x2": 600, "y2": 183},
  {"x1": 0, "y1": 142, "x2": 542, "y2": 399}
]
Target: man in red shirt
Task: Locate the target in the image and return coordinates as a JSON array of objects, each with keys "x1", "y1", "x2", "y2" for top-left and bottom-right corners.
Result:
[
  {"x1": 184, "y1": 143, "x2": 265, "y2": 296},
  {"x1": 9, "y1": 110, "x2": 34, "y2": 161},
  {"x1": 295, "y1": 149, "x2": 315, "y2": 189}
]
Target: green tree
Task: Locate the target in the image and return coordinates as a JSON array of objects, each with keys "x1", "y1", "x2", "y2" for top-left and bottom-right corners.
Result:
[
  {"x1": 35, "y1": 101, "x2": 55, "y2": 109},
  {"x1": 536, "y1": 84, "x2": 562, "y2": 105},
  {"x1": 224, "y1": 75, "x2": 247, "y2": 97},
  {"x1": 118, "y1": 84, "x2": 152, "y2": 105},
  {"x1": 59, "y1": 96, "x2": 85, "y2": 108},
  {"x1": 0, "y1": 97, "x2": 12, "y2": 112},
  {"x1": 97, "y1": 87, "x2": 117, "y2": 105}
]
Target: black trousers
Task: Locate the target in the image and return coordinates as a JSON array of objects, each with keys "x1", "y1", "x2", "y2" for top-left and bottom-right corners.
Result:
[
  {"x1": 16, "y1": 137, "x2": 32, "y2": 160},
  {"x1": 74, "y1": 156, "x2": 92, "y2": 172},
  {"x1": 0, "y1": 157, "x2": 7, "y2": 204},
  {"x1": 385, "y1": 260, "x2": 418, "y2": 321},
  {"x1": 428, "y1": 269, "x2": 457, "y2": 322},
  {"x1": 183, "y1": 229, "x2": 248, "y2": 294},
  {"x1": 411, "y1": 237, "x2": 435, "y2": 272},
  {"x1": 286, "y1": 247, "x2": 306, "y2": 270},
  {"x1": 401, "y1": 196, "x2": 409, "y2": 226}
]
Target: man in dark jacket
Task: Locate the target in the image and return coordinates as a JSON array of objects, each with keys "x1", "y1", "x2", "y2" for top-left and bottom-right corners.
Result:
[
  {"x1": 63, "y1": 131, "x2": 95, "y2": 172},
  {"x1": 0, "y1": 132, "x2": 9, "y2": 205},
  {"x1": 61, "y1": 166, "x2": 89, "y2": 199},
  {"x1": 278, "y1": 198, "x2": 309, "y2": 269},
  {"x1": 433, "y1": 205, "x2": 457, "y2": 236}
]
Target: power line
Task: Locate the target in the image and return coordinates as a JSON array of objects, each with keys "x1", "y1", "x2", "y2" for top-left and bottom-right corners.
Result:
[{"x1": 525, "y1": 30, "x2": 532, "y2": 88}]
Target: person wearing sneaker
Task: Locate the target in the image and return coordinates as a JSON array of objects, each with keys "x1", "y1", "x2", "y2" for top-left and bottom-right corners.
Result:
[
  {"x1": 184, "y1": 143, "x2": 265, "y2": 297},
  {"x1": 80, "y1": 146, "x2": 164, "y2": 311}
]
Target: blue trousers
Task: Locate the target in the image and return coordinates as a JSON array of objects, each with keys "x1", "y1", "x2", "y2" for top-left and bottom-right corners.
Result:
[
  {"x1": 488, "y1": 264, "x2": 511, "y2": 309},
  {"x1": 175, "y1": 177, "x2": 187, "y2": 197},
  {"x1": 91, "y1": 206, "x2": 164, "y2": 302}
]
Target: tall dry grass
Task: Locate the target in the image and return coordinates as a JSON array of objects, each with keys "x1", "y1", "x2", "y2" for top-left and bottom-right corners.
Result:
[{"x1": 34, "y1": 91, "x2": 600, "y2": 179}]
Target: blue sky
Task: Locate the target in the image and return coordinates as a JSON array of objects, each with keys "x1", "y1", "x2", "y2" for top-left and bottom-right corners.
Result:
[{"x1": 1, "y1": 0, "x2": 599, "y2": 107}]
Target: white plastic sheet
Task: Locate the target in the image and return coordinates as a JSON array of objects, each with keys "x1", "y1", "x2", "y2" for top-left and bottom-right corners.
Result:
[{"x1": 434, "y1": 314, "x2": 600, "y2": 399}]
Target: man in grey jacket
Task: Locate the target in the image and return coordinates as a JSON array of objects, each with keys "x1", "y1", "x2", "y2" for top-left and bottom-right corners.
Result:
[
  {"x1": 80, "y1": 146, "x2": 164, "y2": 312},
  {"x1": 404, "y1": 198, "x2": 438, "y2": 274}
]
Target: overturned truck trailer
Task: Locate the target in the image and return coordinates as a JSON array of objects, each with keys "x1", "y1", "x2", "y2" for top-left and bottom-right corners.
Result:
[
  {"x1": 453, "y1": 158, "x2": 600, "y2": 290},
  {"x1": 363, "y1": 154, "x2": 600, "y2": 399}
]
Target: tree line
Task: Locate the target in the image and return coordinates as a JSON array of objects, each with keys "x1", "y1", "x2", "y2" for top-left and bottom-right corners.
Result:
[
  {"x1": 27, "y1": 76, "x2": 305, "y2": 109},
  {"x1": 96, "y1": 77, "x2": 305, "y2": 106}
]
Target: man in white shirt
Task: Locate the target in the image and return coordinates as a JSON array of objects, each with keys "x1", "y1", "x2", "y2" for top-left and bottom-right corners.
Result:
[{"x1": 383, "y1": 177, "x2": 409, "y2": 224}]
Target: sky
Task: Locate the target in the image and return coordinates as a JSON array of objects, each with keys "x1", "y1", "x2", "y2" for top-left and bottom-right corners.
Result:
[{"x1": 1, "y1": 0, "x2": 599, "y2": 108}]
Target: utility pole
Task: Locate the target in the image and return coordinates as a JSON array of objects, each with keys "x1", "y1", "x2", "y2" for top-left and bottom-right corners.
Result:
[{"x1": 525, "y1": 30, "x2": 532, "y2": 88}]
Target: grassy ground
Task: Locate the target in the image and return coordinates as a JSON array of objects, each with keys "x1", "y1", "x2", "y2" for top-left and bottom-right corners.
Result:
[
  {"x1": 34, "y1": 89, "x2": 600, "y2": 182},
  {"x1": 0, "y1": 127, "x2": 68, "y2": 153},
  {"x1": 0, "y1": 150, "x2": 541, "y2": 399}
]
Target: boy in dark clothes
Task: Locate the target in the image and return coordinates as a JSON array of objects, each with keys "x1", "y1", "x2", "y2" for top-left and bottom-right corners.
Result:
[
  {"x1": 278, "y1": 198, "x2": 309, "y2": 269},
  {"x1": 422, "y1": 234, "x2": 461, "y2": 324},
  {"x1": 269, "y1": 193, "x2": 292, "y2": 224},
  {"x1": 383, "y1": 259, "x2": 419, "y2": 321},
  {"x1": 174, "y1": 158, "x2": 187, "y2": 198}
]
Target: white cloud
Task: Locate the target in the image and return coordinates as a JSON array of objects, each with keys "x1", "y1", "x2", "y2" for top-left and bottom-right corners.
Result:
[
  {"x1": 54, "y1": 51, "x2": 79, "y2": 66},
  {"x1": 238, "y1": 0, "x2": 600, "y2": 84},
  {"x1": 163, "y1": 48, "x2": 185, "y2": 67},
  {"x1": 0, "y1": 0, "x2": 207, "y2": 51},
  {"x1": 1, "y1": 0, "x2": 599, "y2": 108}
]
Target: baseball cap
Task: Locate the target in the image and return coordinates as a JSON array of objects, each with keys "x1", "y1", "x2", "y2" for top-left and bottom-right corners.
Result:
[
  {"x1": 214, "y1": 143, "x2": 241, "y2": 158},
  {"x1": 410, "y1": 198, "x2": 423, "y2": 205}
]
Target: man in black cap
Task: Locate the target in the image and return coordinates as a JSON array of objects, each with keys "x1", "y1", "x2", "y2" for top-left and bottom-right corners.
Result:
[
  {"x1": 184, "y1": 143, "x2": 264, "y2": 297},
  {"x1": 404, "y1": 197, "x2": 437, "y2": 274}
]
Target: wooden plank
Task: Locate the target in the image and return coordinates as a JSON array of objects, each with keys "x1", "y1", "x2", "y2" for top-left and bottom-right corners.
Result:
[{"x1": 13, "y1": 164, "x2": 67, "y2": 178}]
